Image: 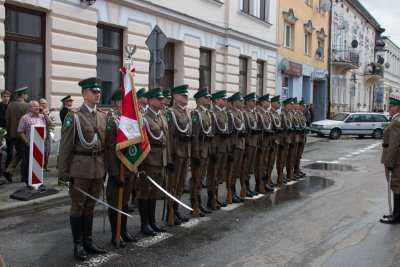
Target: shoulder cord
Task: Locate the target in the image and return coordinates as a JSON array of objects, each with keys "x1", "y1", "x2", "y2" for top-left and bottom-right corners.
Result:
[
  {"x1": 297, "y1": 111, "x2": 307, "y2": 129},
  {"x1": 193, "y1": 110, "x2": 212, "y2": 135},
  {"x1": 212, "y1": 111, "x2": 228, "y2": 132},
  {"x1": 258, "y1": 111, "x2": 272, "y2": 131},
  {"x1": 230, "y1": 111, "x2": 244, "y2": 131},
  {"x1": 271, "y1": 111, "x2": 281, "y2": 128},
  {"x1": 283, "y1": 112, "x2": 293, "y2": 129},
  {"x1": 292, "y1": 112, "x2": 300, "y2": 129},
  {"x1": 74, "y1": 113, "x2": 98, "y2": 149},
  {"x1": 245, "y1": 111, "x2": 258, "y2": 130},
  {"x1": 143, "y1": 116, "x2": 164, "y2": 140},
  {"x1": 171, "y1": 110, "x2": 190, "y2": 134}
]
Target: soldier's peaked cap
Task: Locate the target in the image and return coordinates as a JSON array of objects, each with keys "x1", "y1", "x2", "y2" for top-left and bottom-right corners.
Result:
[
  {"x1": 61, "y1": 95, "x2": 73, "y2": 102},
  {"x1": 136, "y1": 88, "x2": 147, "y2": 98},
  {"x1": 194, "y1": 87, "x2": 211, "y2": 99},
  {"x1": 243, "y1": 92, "x2": 257, "y2": 102},
  {"x1": 15, "y1": 86, "x2": 28, "y2": 95},
  {"x1": 293, "y1": 97, "x2": 298, "y2": 104},
  {"x1": 299, "y1": 98, "x2": 305, "y2": 106},
  {"x1": 270, "y1": 95, "x2": 281, "y2": 102},
  {"x1": 389, "y1": 97, "x2": 400, "y2": 106},
  {"x1": 111, "y1": 89, "x2": 122, "y2": 101},
  {"x1": 171, "y1": 84, "x2": 189, "y2": 96},
  {"x1": 163, "y1": 89, "x2": 172, "y2": 98},
  {"x1": 78, "y1": 77, "x2": 102, "y2": 92},
  {"x1": 211, "y1": 90, "x2": 228, "y2": 100},
  {"x1": 228, "y1": 92, "x2": 243, "y2": 102},
  {"x1": 282, "y1": 97, "x2": 293, "y2": 105},
  {"x1": 145, "y1": 87, "x2": 164, "y2": 99},
  {"x1": 258, "y1": 93, "x2": 270, "y2": 102}
]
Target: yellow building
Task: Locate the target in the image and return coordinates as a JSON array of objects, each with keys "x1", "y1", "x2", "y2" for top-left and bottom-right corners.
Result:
[{"x1": 277, "y1": 0, "x2": 330, "y2": 121}]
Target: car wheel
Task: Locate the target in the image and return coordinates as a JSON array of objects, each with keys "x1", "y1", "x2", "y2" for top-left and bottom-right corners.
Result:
[
  {"x1": 317, "y1": 133, "x2": 324, "y2": 137},
  {"x1": 372, "y1": 129, "x2": 383, "y2": 139},
  {"x1": 329, "y1": 128, "x2": 341, "y2": 140}
]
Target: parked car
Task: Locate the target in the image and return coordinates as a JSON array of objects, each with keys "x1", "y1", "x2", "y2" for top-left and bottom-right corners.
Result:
[{"x1": 309, "y1": 112, "x2": 389, "y2": 140}]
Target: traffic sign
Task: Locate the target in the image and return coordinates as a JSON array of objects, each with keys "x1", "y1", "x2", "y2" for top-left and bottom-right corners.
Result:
[{"x1": 145, "y1": 25, "x2": 168, "y2": 52}]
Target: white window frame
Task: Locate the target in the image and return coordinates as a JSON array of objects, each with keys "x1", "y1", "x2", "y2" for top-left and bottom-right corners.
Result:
[
  {"x1": 304, "y1": 32, "x2": 311, "y2": 55},
  {"x1": 283, "y1": 23, "x2": 293, "y2": 49}
]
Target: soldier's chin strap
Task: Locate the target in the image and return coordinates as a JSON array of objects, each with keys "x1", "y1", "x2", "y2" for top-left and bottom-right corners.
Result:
[{"x1": 60, "y1": 181, "x2": 133, "y2": 217}]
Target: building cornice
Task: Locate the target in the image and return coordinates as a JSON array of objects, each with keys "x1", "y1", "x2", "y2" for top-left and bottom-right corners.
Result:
[
  {"x1": 347, "y1": 0, "x2": 384, "y2": 32},
  {"x1": 118, "y1": 0, "x2": 279, "y2": 51}
]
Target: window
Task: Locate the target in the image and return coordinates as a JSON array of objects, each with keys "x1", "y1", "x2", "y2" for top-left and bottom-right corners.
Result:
[
  {"x1": 316, "y1": 39, "x2": 324, "y2": 60},
  {"x1": 256, "y1": 60, "x2": 264, "y2": 96},
  {"x1": 5, "y1": 5, "x2": 45, "y2": 100},
  {"x1": 282, "y1": 75, "x2": 289, "y2": 99},
  {"x1": 304, "y1": 32, "x2": 311, "y2": 55},
  {"x1": 283, "y1": 23, "x2": 293, "y2": 48},
  {"x1": 199, "y1": 48, "x2": 212, "y2": 93},
  {"x1": 241, "y1": 0, "x2": 270, "y2": 22},
  {"x1": 239, "y1": 57, "x2": 248, "y2": 95},
  {"x1": 154, "y1": 42, "x2": 175, "y2": 90},
  {"x1": 305, "y1": 0, "x2": 312, "y2": 6},
  {"x1": 97, "y1": 25, "x2": 122, "y2": 105}
]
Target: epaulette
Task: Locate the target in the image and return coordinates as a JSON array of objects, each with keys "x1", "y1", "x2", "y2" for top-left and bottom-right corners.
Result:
[
  {"x1": 97, "y1": 108, "x2": 108, "y2": 114},
  {"x1": 71, "y1": 108, "x2": 80, "y2": 113}
]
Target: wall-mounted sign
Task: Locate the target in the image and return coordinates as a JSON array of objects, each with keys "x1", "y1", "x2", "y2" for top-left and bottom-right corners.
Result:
[
  {"x1": 313, "y1": 70, "x2": 328, "y2": 80},
  {"x1": 282, "y1": 61, "x2": 302, "y2": 76}
]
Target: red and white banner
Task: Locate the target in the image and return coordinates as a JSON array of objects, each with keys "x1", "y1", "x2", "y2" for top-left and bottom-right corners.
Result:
[{"x1": 29, "y1": 125, "x2": 45, "y2": 189}]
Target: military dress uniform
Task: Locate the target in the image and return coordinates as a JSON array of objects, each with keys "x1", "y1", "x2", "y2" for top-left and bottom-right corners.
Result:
[
  {"x1": 280, "y1": 98, "x2": 295, "y2": 183},
  {"x1": 254, "y1": 94, "x2": 274, "y2": 193},
  {"x1": 166, "y1": 85, "x2": 192, "y2": 226},
  {"x1": 60, "y1": 95, "x2": 73, "y2": 126},
  {"x1": 139, "y1": 88, "x2": 170, "y2": 235},
  {"x1": 293, "y1": 100, "x2": 308, "y2": 178},
  {"x1": 206, "y1": 90, "x2": 230, "y2": 210},
  {"x1": 105, "y1": 89, "x2": 138, "y2": 247},
  {"x1": 227, "y1": 92, "x2": 247, "y2": 202},
  {"x1": 380, "y1": 97, "x2": 400, "y2": 224},
  {"x1": 58, "y1": 77, "x2": 107, "y2": 260}
]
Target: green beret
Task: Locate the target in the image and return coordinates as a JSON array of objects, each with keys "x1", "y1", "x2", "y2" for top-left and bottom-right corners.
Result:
[
  {"x1": 171, "y1": 84, "x2": 189, "y2": 96},
  {"x1": 282, "y1": 97, "x2": 293, "y2": 105},
  {"x1": 212, "y1": 90, "x2": 228, "y2": 101},
  {"x1": 61, "y1": 95, "x2": 73, "y2": 103},
  {"x1": 258, "y1": 93, "x2": 270, "y2": 102},
  {"x1": 78, "y1": 77, "x2": 102, "y2": 92},
  {"x1": 163, "y1": 89, "x2": 172, "y2": 98},
  {"x1": 389, "y1": 97, "x2": 400, "y2": 106},
  {"x1": 229, "y1": 92, "x2": 243, "y2": 102},
  {"x1": 111, "y1": 89, "x2": 122, "y2": 101},
  {"x1": 243, "y1": 92, "x2": 257, "y2": 102},
  {"x1": 15, "y1": 86, "x2": 28, "y2": 95},
  {"x1": 145, "y1": 88, "x2": 164, "y2": 99},
  {"x1": 270, "y1": 95, "x2": 281, "y2": 102},
  {"x1": 194, "y1": 87, "x2": 211, "y2": 99},
  {"x1": 136, "y1": 88, "x2": 147, "y2": 98}
]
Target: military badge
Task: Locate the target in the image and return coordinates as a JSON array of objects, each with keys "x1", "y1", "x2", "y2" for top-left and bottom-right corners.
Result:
[{"x1": 65, "y1": 117, "x2": 72, "y2": 128}]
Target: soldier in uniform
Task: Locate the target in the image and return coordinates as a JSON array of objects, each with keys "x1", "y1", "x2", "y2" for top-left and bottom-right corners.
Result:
[
  {"x1": 227, "y1": 92, "x2": 246, "y2": 203},
  {"x1": 207, "y1": 90, "x2": 229, "y2": 209},
  {"x1": 105, "y1": 89, "x2": 139, "y2": 247},
  {"x1": 293, "y1": 99, "x2": 307, "y2": 179},
  {"x1": 4, "y1": 87, "x2": 29, "y2": 182},
  {"x1": 242, "y1": 92, "x2": 260, "y2": 198},
  {"x1": 60, "y1": 95, "x2": 74, "y2": 126},
  {"x1": 255, "y1": 94, "x2": 274, "y2": 193},
  {"x1": 190, "y1": 87, "x2": 213, "y2": 217},
  {"x1": 166, "y1": 84, "x2": 192, "y2": 226},
  {"x1": 58, "y1": 77, "x2": 107, "y2": 260},
  {"x1": 280, "y1": 98, "x2": 295, "y2": 184},
  {"x1": 162, "y1": 89, "x2": 172, "y2": 112},
  {"x1": 139, "y1": 88, "x2": 170, "y2": 234},
  {"x1": 137, "y1": 88, "x2": 148, "y2": 113},
  {"x1": 380, "y1": 97, "x2": 400, "y2": 224}
]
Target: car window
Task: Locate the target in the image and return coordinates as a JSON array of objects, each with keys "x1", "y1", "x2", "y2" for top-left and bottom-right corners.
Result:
[
  {"x1": 346, "y1": 114, "x2": 362, "y2": 122},
  {"x1": 331, "y1": 113, "x2": 349, "y2": 121},
  {"x1": 372, "y1": 114, "x2": 388, "y2": 122}
]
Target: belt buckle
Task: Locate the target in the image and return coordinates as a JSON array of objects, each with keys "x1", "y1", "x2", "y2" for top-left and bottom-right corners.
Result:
[{"x1": 91, "y1": 151, "x2": 97, "y2": 157}]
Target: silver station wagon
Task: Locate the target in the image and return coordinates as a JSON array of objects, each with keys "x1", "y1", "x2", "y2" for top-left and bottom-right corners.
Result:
[{"x1": 309, "y1": 112, "x2": 389, "y2": 139}]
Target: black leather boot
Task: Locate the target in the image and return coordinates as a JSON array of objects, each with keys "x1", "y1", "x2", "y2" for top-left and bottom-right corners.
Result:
[
  {"x1": 148, "y1": 199, "x2": 166, "y2": 232},
  {"x1": 121, "y1": 208, "x2": 139, "y2": 242},
  {"x1": 246, "y1": 181, "x2": 258, "y2": 196},
  {"x1": 108, "y1": 208, "x2": 126, "y2": 248},
  {"x1": 174, "y1": 202, "x2": 189, "y2": 222},
  {"x1": 199, "y1": 195, "x2": 212, "y2": 214},
  {"x1": 231, "y1": 185, "x2": 244, "y2": 203},
  {"x1": 70, "y1": 216, "x2": 86, "y2": 261},
  {"x1": 207, "y1": 191, "x2": 220, "y2": 210},
  {"x1": 138, "y1": 199, "x2": 157, "y2": 236},
  {"x1": 216, "y1": 189, "x2": 227, "y2": 207},
  {"x1": 381, "y1": 194, "x2": 400, "y2": 224},
  {"x1": 82, "y1": 214, "x2": 106, "y2": 254}
]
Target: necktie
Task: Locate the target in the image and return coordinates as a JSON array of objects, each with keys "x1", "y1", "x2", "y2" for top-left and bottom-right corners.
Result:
[{"x1": 92, "y1": 110, "x2": 96, "y2": 117}]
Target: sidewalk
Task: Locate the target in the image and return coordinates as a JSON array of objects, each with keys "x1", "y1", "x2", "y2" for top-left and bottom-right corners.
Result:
[{"x1": 0, "y1": 134, "x2": 325, "y2": 219}]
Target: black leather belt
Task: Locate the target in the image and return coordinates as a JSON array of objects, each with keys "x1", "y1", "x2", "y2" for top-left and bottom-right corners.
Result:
[
  {"x1": 287, "y1": 129, "x2": 295, "y2": 133},
  {"x1": 150, "y1": 143, "x2": 165, "y2": 148},
  {"x1": 250, "y1": 129, "x2": 261, "y2": 135},
  {"x1": 382, "y1": 144, "x2": 389, "y2": 148},
  {"x1": 177, "y1": 134, "x2": 192, "y2": 142},
  {"x1": 74, "y1": 150, "x2": 104, "y2": 157},
  {"x1": 199, "y1": 134, "x2": 213, "y2": 142},
  {"x1": 236, "y1": 131, "x2": 247, "y2": 138},
  {"x1": 215, "y1": 132, "x2": 230, "y2": 139}
]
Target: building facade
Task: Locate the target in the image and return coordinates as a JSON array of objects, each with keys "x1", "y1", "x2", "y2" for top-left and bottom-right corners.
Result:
[
  {"x1": 1, "y1": 0, "x2": 279, "y2": 138},
  {"x1": 330, "y1": 0, "x2": 385, "y2": 115},
  {"x1": 277, "y1": 0, "x2": 329, "y2": 121}
]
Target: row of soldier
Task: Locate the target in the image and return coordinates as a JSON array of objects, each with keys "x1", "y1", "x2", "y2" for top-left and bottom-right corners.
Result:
[{"x1": 57, "y1": 77, "x2": 311, "y2": 261}]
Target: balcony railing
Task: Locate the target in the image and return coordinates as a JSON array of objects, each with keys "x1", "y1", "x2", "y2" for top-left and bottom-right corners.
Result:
[
  {"x1": 331, "y1": 45, "x2": 360, "y2": 67},
  {"x1": 365, "y1": 62, "x2": 384, "y2": 77}
]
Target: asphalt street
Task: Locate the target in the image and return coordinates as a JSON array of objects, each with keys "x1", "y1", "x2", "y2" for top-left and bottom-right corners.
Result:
[{"x1": 1, "y1": 137, "x2": 399, "y2": 267}]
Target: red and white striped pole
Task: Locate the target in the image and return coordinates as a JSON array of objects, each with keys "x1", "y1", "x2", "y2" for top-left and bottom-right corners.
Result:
[{"x1": 29, "y1": 125, "x2": 45, "y2": 189}]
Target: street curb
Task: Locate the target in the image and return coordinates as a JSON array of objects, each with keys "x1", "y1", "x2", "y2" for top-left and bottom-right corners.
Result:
[{"x1": 0, "y1": 190, "x2": 70, "y2": 219}]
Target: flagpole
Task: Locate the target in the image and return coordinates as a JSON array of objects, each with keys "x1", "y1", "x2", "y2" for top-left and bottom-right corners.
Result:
[{"x1": 115, "y1": 164, "x2": 124, "y2": 248}]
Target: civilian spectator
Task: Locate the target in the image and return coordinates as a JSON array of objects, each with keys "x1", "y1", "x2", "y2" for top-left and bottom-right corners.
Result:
[
  {"x1": 0, "y1": 90, "x2": 11, "y2": 177},
  {"x1": 308, "y1": 104, "x2": 314, "y2": 123},
  {"x1": 4, "y1": 87, "x2": 29, "y2": 182},
  {"x1": 60, "y1": 95, "x2": 73, "y2": 126},
  {"x1": 17, "y1": 100, "x2": 51, "y2": 186}
]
